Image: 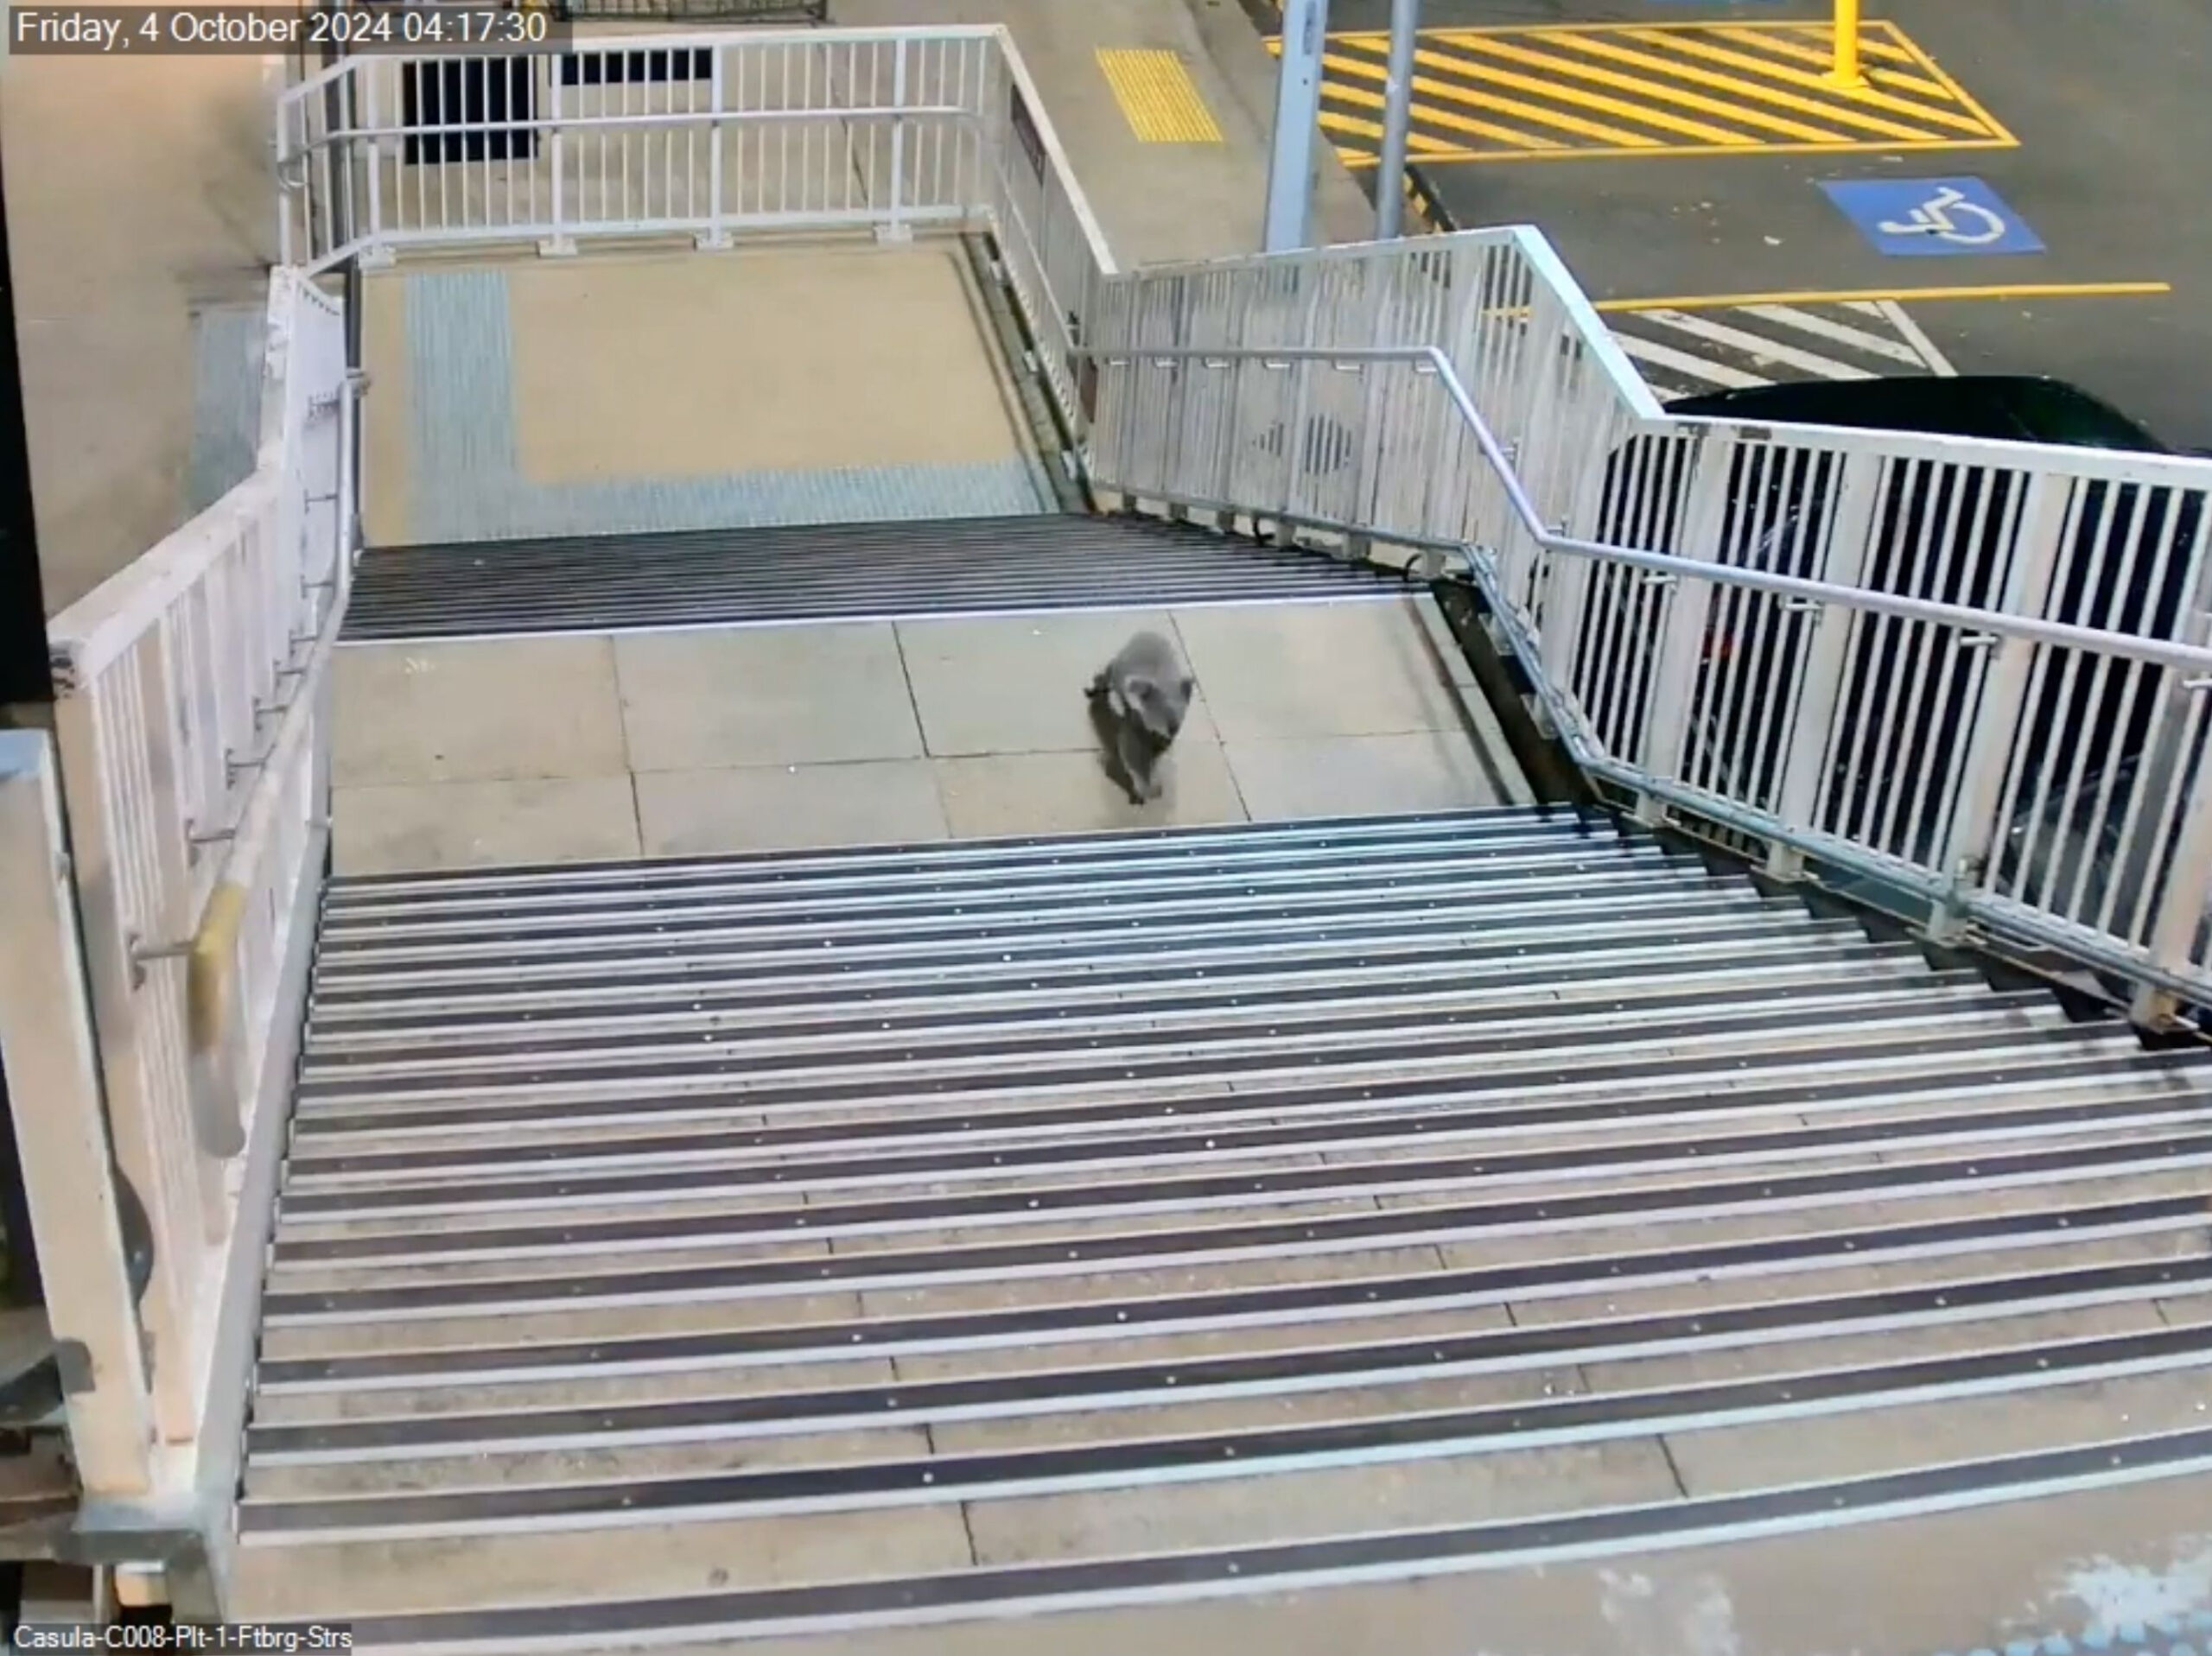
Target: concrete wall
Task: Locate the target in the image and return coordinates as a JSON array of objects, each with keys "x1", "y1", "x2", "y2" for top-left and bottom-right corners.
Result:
[{"x1": 1, "y1": 39, "x2": 280, "y2": 616}]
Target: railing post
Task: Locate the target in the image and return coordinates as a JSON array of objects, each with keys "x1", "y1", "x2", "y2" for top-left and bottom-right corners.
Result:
[
  {"x1": 0, "y1": 731, "x2": 157, "y2": 1499},
  {"x1": 878, "y1": 38, "x2": 912, "y2": 244},
  {"x1": 362, "y1": 65, "x2": 384, "y2": 262},
  {"x1": 1763, "y1": 448, "x2": 1882, "y2": 879},
  {"x1": 2132, "y1": 700, "x2": 2212, "y2": 1026},
  {"x1": 1630, "y1": 426, "x2": 1738, "y2": 822},
  {"x1": 541, "y1": 62, "x2": 573, "y2": 257},
  {"x1": 700, "y1": 45, "x2": 731, "y2": 250},
  {"x1": 1930, "y1": 470, "x2": 2072, "y2": 939}
]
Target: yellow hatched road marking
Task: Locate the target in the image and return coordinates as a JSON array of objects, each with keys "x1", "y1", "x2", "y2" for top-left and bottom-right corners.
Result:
[
  {"x1": 1609, "y1": 28, "x2": 1992, "y2": 134},
  {"x1": 1096, "y1": 48, "x2": 1224, "y2": 144},
  {"x1": 1443, "y1": 30, "x2": 1843, "y2": 143},
  {"x1": 1546, "y1": 32, "x2": 1918, "y2": 140},
  {"x1": 1292, "y1": 20, "x2": 2014, "y2": 165},
  {"x1": 1316, "y1": 53, "x2": 1565, "y2": 151}
]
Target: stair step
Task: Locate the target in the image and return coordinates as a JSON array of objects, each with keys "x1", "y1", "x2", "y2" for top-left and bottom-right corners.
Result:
[
  {"x1": 340, "y1": 512, "x2": 1402, "y2": 642},
  {"x1": 238, "y1": 807, "x2": 2212, "y2": 1646}
]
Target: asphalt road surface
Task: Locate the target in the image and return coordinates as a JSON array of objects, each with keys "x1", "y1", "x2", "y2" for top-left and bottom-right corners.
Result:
[{"x1": 1287, "y1": 0, "x2": 2212, "y2": 448}]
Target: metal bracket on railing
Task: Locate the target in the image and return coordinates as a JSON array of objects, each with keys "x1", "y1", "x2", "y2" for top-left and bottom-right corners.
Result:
[
  {"x1": 1638, "y1": 571, "x2": 1678, "y2": 587},
  {"x1": 126, "y1": 931, "x2": 196, "y2": 991},
  {"x1": 306, "y1": 491, "x2": 340, "y2": 506},
  {"x1": 2186, "y1": 676, "x2": 2212, "y2": 692},
  {"x1": 1958, "y1": 632, "x2": 1999, "y2": 650},
  {"x1": 185, "y1": 821, "x2": 238, "y2": 850},
  {"x1": 306, "y1": 393, "x2": 342, "y2": 422},
  {"x1": 226, "y1": 747, "x2": 270, "y2": 786},
  {"x1": 1781, "y1": 597, "x2": 1821, "y2": 615}
]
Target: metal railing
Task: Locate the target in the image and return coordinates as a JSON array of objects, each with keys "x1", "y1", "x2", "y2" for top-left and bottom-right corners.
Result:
[
  {"x1": 35, "y1": 266, "x2": 351, "y2": 1496},
  {"x1": 276, "y1": 23, "x2": 1116, "y2": 317},
  {"x1": 1080, "y1": 238, "x2": 2212, "y2": 1023},
  {"x1": 273, "y1": 24, "x2": 1115, "y2": 435}
]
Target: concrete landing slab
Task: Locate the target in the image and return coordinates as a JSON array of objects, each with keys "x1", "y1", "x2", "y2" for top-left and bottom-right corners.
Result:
[
  {"x1": 327, "y1": 593, "x2": 1521, "y2": 872},
  {"x1": 934, "y1": 744, "x2": 1250, "y2": 839},
  {"x1": 331, "y1": 777, "x2": 641, "y2": 876},
  {"x1": 332, "y1": 637, "x2": 628, "y2": 787},
  {"x1": 504, "y1": 246, "x2": 1030, "y2": 485},
  {"x1": 359, "y1": 243, "x2": 1052, "y2": 548},
  {"x1": 897, "y1": 611, "x2": 1224, "y2": 758},
  {"x1": 613, "y1": 625, "x2": 925, "y2": 771},
  {"x1": 1224, "y1": 729, "x2": 1510, "y2": 818},
  {"x1": 635, "y1": 761, "x2": 951, "y2": 858}
]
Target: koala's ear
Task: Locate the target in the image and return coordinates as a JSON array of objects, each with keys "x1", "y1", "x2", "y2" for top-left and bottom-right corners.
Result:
[{"x1": 1179, "y1": 675, "x2": 1196, "y2": 701}]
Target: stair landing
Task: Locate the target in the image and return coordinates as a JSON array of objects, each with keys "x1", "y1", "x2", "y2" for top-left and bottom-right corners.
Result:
[{"x1": 328, "y1": 591, "x2": 1526, "y2": 872}]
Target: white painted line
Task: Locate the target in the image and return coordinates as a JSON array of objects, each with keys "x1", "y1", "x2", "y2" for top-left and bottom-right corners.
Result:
[
  {"x1": 1740, "y1": 304, "x2": 1927, "y2": 367},
  {"x1": 1607, "y1": 333, "x2": 1768, "y2": 390},
  {"x1": 1877, "y1": 299, "x2": 1960, "y2": 378},
  {"x1": 1635, "y1": 310, "x2": 1878, "y2": 382}
]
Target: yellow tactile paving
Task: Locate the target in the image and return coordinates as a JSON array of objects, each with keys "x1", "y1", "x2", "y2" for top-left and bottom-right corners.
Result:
[
  {"x1": 1096, "y1": 48, "x2": 1226, "y2": 144},
  {"x1": 1266, "y1": 20, "x2": 2015, "y2": 164}
]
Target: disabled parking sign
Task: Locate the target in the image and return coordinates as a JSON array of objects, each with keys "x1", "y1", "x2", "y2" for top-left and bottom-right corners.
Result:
[{"x1": 1818, "y1": 176, "x2": 2045, "y2": 257}]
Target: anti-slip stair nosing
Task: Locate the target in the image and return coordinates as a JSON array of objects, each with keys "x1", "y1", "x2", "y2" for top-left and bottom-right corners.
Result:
[
  {"x1": 234, "y1": 1323, "x2": 2212, "y2": 1539},
  {"x1": 255, "y1": 1133, "x2": 2212, "y2": 1325},
  {"x1": 243, "y1": 1252, "x2": 2212, "y2": 1462},
  {"x1": 250, "y1": 1193, "x2": 2212, "y2": 1392},
  {"x1": 264, "y1": 1091, "x2": 2212, "y2": 1269},
  {"x1": 321, "y1": 808, "x2": 1609, "y2": 897},
  {"x1": 315, "y1": 829, "x2": 1659, "y2": 926},
  {"x1": 286, "y1": 989, "x2": 2063, "y2": 1108},
  {"x1": 313, "y1": 852, "x2": 1707, "y2": 953},
  {"x1": 304, "y1": 890, "x2": 1802, "y2": 999},
  {"x1": 269, "y1": 1073, "x2": 2209, "y2": 1231},
  {"x1": 274, "y1": 1045, "x2": 2206, "y2": 1199},
  {"x1": 299, "y1": 910, "x2": 1878, "y2": 1017},
  {"x1": 280, "y1": 1018, "x2": 2120, "y2": 1140},
  {"x1": 312, "y1": 853, "x2": 1703, "y2": 949},
  {"x1": 227, "y1": 1430, "x2": 2212, "y2": 1646},
  {"x1": 298, "y1": 930, "x2": 1919, "y2": 1043},
  {"x1": 294, "y1": 966, "x2": 1992, "y2": 1078}
]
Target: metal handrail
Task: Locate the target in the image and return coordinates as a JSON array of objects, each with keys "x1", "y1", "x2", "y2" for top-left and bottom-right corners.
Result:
[{"x1": 1077, "y1": 343, "x2": 2212, "y2": 677}]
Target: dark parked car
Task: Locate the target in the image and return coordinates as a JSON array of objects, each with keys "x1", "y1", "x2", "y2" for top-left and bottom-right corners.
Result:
[{"x1": 1577, "y1": 375, "x2": 2209, "y2": 972}]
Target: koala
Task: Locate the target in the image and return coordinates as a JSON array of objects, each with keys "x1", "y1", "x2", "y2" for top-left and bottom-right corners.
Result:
[{"x1": 1086, "y1": 630, "x2": 1196, "y2": 806}]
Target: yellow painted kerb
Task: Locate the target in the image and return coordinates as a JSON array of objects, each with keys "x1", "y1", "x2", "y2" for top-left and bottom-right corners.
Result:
[
  {"x1": 1097, "y1": 48, "x2": 1224, "y2": 144},
  {"x1": 1598, "y1": 281, "x2": 2173, "y2": 313}
]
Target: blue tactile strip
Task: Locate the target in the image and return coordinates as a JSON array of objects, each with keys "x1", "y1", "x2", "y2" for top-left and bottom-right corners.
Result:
[
  {"x1": 1932, "y1": 1610, "x2": 2212, "y2": 1656},
  {"x1": 397, "y1": 269, "x2": 1055, "y2": 547}
]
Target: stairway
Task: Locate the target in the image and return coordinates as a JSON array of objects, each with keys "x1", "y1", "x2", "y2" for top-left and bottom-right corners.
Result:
[
  {"x1": 340, "y1": 513, "x2": 1401, "y2": 643},
  {"x1": 235, "y1": 807, "x2": 2212, "y2": 1650}
]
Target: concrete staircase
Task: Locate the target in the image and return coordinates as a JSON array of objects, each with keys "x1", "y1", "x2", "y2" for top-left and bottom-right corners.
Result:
[{"x1": 232, "y1": 807, "x2": 2212, "y2": 1650}]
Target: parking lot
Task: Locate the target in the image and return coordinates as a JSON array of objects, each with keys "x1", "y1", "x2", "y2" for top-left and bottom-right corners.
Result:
[{"x1": 1276, "y1": 0, "x2": 2212, "y2": 449}]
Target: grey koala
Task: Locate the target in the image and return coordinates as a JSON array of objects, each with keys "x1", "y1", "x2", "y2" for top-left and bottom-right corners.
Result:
[{"x1": 1086, "y1": 630, "x2": 1196, "y2": 806}]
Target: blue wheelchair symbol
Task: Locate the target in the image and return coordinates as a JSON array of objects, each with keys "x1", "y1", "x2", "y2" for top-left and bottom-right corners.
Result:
[{"x1": 1820, "y1": 177, "x2": 2045, "y2": 257}]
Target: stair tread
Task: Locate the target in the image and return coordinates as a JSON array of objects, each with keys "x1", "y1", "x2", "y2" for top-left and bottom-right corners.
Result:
[
  {"x1": 343, "y1": 513, "x2": 1400, "y2": 642},
  {"x1": 245, "y1": 807, "x2": 2212, "y2": 1641}
]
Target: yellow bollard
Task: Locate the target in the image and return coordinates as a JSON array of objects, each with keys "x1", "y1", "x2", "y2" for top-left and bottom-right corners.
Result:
[{"x1": 1826, "y1": 0, "x2": 1867, "y2": 89}]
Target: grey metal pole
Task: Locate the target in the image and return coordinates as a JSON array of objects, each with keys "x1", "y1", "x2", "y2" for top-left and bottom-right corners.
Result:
[
  {"x1": 1374, "y1": 0, "x2": 1420, "y2": 238},
  {"x1": 1263, "y1": 0, "x2": 1330, "y2": 252}
]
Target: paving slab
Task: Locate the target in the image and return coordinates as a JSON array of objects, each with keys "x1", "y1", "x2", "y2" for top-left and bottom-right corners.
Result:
[
  {"x1": 329, "y1": 777, "x2": 641, "y2": 876},
  {"x1": 332, "y1": 637, "x2": 628, "y2": 788},
  {"x1": 635, "y1": 760, "x2": 952, "y2": 856},
  {"x1": 613, "y1": 625, "x2": 925, "y2": 771}
]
